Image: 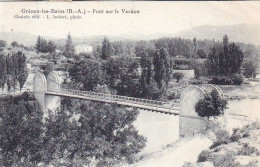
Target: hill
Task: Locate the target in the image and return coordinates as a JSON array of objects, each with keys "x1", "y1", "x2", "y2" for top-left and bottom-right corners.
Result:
[
  {"x1": 1, "y1": 24, "x2": 260, "y2": 47},
  {"x1": 0, "y1": 32, "x2": 57, "y2": 46},
  {"x1": 174, "y1": 24, "x2": 260, "y2": 45}
]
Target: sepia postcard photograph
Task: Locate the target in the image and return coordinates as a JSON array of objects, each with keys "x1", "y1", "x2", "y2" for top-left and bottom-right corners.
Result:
[{"x1": 0, "y1": 1, "x2": 259, "y2": 167}]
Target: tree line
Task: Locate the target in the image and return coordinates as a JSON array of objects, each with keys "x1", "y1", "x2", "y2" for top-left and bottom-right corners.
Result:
[
  {"x1": 35, "y1": 36, "x2": 56, "y2": 54},
  {"x1": 0, "y1": 51, "x2": 28, "y2": 92},
  {"x1": 68, "y1": 44, "x2": 173, "y2": 100}
]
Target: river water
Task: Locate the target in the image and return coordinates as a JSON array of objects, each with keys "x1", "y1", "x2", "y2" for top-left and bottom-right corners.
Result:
[
  {"x1": 134, "y1": 85, "x2": 260, "y2": 155},
  {"x1": 134, "y1": 109, "x2": 179, "y2": 155}
]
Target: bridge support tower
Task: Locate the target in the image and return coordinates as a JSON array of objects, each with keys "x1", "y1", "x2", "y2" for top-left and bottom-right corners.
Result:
[
  {"x1": 33, "y1": 72, "x2": 61, "y2": 114},
  {"x1": 179, "y1": 85, "x2": 223, "y2": 138}
]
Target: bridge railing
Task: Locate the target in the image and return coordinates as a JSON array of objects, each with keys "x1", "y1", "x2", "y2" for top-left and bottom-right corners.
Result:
[{"x1": 47, "y1": 88, "x2": 180, "y2": 110}]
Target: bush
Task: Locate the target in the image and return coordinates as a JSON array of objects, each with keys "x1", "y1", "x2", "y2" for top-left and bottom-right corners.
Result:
[
  {"x1": 173, "y1": 72, "x2": 185, "y2": 82},
  {"x1": 210, "y1": 129, "x2": 230, "y2": 149},
  {"x1": 230, "y1": 128, "x2": 242, "y2": 142},
  {"x1": 237, "y1": 143, "x2": 260, "y2": 156},
  {"x1": 208, "y1": 74, "x2": 244, "y2": 85},
  {"x1": 211, "y1": 153, "x2": 240, "y2": 167},
  {"x1": 231, "y1": 74, "x2": 244, "y2": 85},
  {"x1": 197, "y1": 150, "x2": 211, "y2": 162},
  {"x1": 189, "y1": 79, "x2": 204, "y2": 85},
  {"x1": 208, "y1": 76, "x2": 230, "y2": 85}
]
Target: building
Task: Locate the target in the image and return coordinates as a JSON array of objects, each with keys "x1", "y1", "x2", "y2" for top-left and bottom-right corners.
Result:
[{"x1": 75, "y1": 44, "x2": 93, "y2": 54}]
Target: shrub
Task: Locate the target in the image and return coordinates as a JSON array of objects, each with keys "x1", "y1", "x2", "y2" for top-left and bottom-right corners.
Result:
[
  {"x1": 211, "y1": 153, "x2": 240, "y2": 167},
  {"x1": 231, "y1": 74, "x2": 244, "y2": 85},
  {"x1": 230, "y1": 128, "x2": 242, "y2": 142},
  {"x1": 197, "y1": 150, "x2": 211, "y2": 162},
  {"x1": 173, "y1": 72, "x2": 185, "y2": 82},
  {"x1": 210, "y1": 129, "x2": 230, "y2": 149},
  {"x1": 237, "y1": 143, "x2": 260, "y2": 156},
  {"x1": 208, "y1": 74, "x2": 244, "y2": 85},
  {"x1": 208, "y1": 76, "x2": 230, "y2": 85},
  {"x1": 189, "y1": 79, "x2": 204, "y2": 85}
]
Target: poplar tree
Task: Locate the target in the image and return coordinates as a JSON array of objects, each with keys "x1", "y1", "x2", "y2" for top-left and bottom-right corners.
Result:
[
  {"x1": 35, "y1": 36, "x2": 42, "y2": 53},
  {"x1": 17, "y1": 52, "x2": 28, "y2": 92},
  {"x1": 11, "y1": 52, "x2": 19, "y2": 92},
  {"x1": 207, "y1": 35, "x2": 244, "y2": 77},
  {"x1": 5, "y1": 54, "x2": 13, "y2": 92},
  {"x1": 0, "y1": 55, "x2": 6, "y2": 90},
  {"x1": 64, "y1": 33, "x2": 75, "y2": 58},
  {"x1": 153, "y1": 48, "x2": 171, "y2": 91},
  {"x1": 101, "y1": 37, "x2": 112, "y2": 60}
]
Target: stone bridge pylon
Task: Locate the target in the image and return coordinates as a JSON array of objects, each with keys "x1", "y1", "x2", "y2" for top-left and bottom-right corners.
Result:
[{"x1": 33, "y1": 72, "x2": 61, "y2": 112}]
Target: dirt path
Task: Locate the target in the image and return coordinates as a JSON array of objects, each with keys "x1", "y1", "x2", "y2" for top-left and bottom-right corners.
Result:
[{"x1": 126, "y1": 136, "x2": 212, "y2": 167}]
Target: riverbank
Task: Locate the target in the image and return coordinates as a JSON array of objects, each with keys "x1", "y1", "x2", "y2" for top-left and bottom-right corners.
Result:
[{"x1": 129, "y1": 79, "x2": 260, "y2": 167}]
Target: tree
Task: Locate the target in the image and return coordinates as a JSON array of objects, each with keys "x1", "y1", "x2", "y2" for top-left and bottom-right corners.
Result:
[
  {"x1": 11, "y1": 52, "x2": 19, "y2": 92},
  {"x1": 0, "y1": 93, "x2": 44, "y2": 166},
  {"x1": 0, "y1": 55, "x2": 6, "y2": 90},
  {"x1": 64, "y1": 33, "x2": 75, "y2": 58},
  {"x1": 16, "y1": 52, "x2": 28, "y2": 91},
  {"x1": 69, "y1": 59, "x2": 103, "y2": 91},
  {"x1": 195, "y1": 90, "x2": 227, "y2": 120},
  {"x1": 243, "y1": 58, "x2": 258, "y2": 78},
  {"x1": 49, "y1": 100, "x2": 146, "y2": 165},
  {"x1": 191, "y1": 59, "x2": 208, "y2": 79},
  {"x1": 101, "y1": 37, "x2": 112, "y2": 60},
  {"x1": 196, "y1": 49, "x2": 207, "y2": 59},
  {"x1": 140, "y1": 52, "x2": 154, "y2": 98},
  {"x1": 35, "y1": 36, "x2": 42, "y2": 53},
  {"x1": 228, "y1": 43, "x2": 244, "y2": 75},
  {"x1": 11, "y1": 41, "x2": 19, "y2": 48},
  {"x1": 173, "y1": 72, "x2": 184, "y2": 82},
  {"x1": 35, "y1": 36, "x2": 57, "y2": 54},
  {"x1": 0, "y1": 40, "x2": 7, "y2": 47},
  {"x1": 5, "y1": 53, "x2": 14, "y2": 92},
  {"x1": 41, "y1": 38, "x2": 48, "y2": 53},
  {"x1": 193, "y1": 37, "x2": 197, "y2": 56},
  {"x1": 105, "y1": 56, "x2": 140, "y2": 97},
  {"x1": 0, "y1": 52, "x2": 28, "y2": 92},
  {"x1": 40, "y1": 63, "x2": 54, "y2": 77},
  {"x1": 0, "y1": 94, "x2": 146, "y2": 166},
  {"x1": 47, "y1": 41, "x2": 56, "y2": 54},
  {"x1": 207, "y1": 35, "x2": 244, "y2": 77},
  {"x1": 153, "y1": 48, "x2": 172, "y2": 91}
]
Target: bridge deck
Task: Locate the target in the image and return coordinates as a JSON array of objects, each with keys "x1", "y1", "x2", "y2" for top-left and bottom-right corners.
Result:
[{"x1": 46, "y1": 89, "x2": 180, "y2": 115}]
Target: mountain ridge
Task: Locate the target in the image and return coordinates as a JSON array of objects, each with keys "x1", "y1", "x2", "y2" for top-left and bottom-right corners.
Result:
[{"x1": 1, "y1": 24, "x2": 259, "y2": 46}]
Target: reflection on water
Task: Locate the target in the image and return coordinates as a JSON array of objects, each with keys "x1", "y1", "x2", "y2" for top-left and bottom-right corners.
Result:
[{"x1": 134, "y1": 109, "x2": 179, "y2": 155}]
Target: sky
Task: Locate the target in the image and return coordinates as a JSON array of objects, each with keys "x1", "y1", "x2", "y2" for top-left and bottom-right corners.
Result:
[{"x1": 0, "y1": 1, "x2": 260, "y2": 38}]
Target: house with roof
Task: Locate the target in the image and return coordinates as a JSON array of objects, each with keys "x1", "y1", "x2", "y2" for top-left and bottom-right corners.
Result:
[{"x1": 75, "y1": 44, "x2": 93, "y2": 54}]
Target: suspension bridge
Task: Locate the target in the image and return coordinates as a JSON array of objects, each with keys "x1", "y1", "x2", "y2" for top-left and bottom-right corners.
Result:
[
  {"x1": 32, "y1": 72, "x2": 224, "y2": 115},
  {"x1": 46, "y1": 88, "x2": 181, "y2": 115},
  {"x1": 3, "y1": 72, "x2": 252, "y2": 137}
]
